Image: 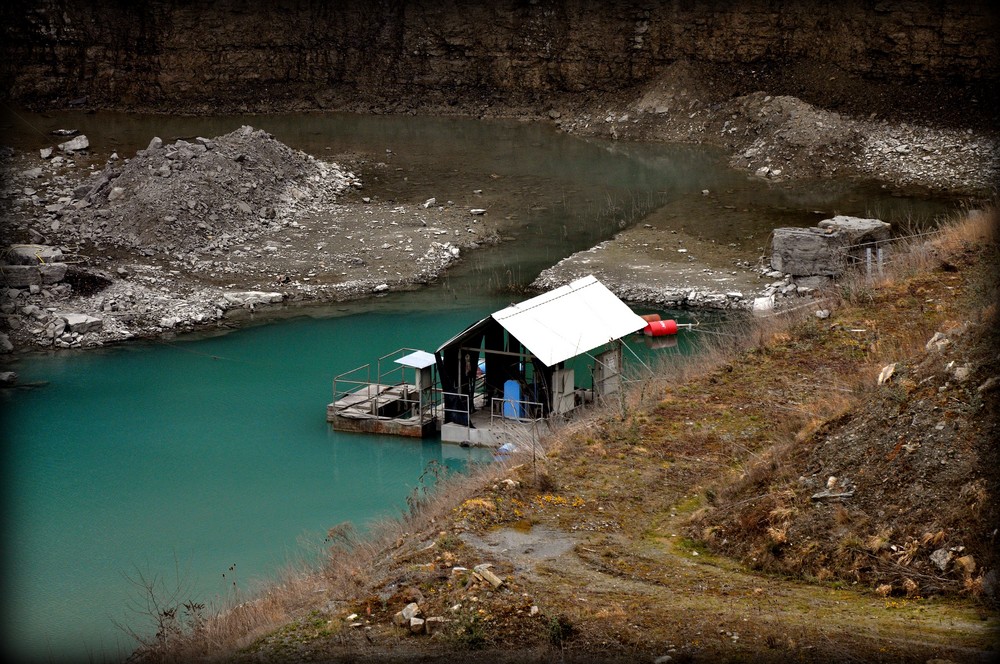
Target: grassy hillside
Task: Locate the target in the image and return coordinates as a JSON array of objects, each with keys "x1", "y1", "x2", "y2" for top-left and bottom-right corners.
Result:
[{"x1": 132, "y1": 209, "x2": 998, "y2": 663}]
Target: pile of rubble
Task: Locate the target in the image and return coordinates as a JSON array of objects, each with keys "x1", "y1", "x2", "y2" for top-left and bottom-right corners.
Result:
[
  {"x1": 561, "y1": 66, "x2": 998, "y2": 194},
  {"x1": 0, "y1": 124, "x2": 502, "y2": 356},
  {"x1": 0, "y1": 126, "x2": 356, "y2": 355},
  {"x1": 71, "y1": 125, "x2": 359, "y2": 256},
  {"x1": 0, "y1": 241, "x2": 288, "y2": 354}
]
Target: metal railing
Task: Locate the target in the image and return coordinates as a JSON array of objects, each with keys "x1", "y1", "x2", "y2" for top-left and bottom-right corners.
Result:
[
  {"x1": 441, "y1": 391, "x2": 473, "y2": 427},
  {"x1": 489, "y1": 396, "x2": 544, "y2": 424},
  {"x1": 838, "y1": 229, "x2": 946, "y2": 279},
  {"x1": 331, "y1": 347, "x2": 438, "y2": 421},
  {"x1": 440, "y1": 389, "x2": 545, "y2": 429}
]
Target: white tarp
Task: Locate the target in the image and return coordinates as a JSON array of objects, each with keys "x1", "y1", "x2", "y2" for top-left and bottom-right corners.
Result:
[{"x1": 491, "y1": 275, "x2": 647, "y2": 366}]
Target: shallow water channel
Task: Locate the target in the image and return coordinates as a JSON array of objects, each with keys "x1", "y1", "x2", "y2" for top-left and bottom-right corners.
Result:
[{"x1": 0, "y1": 110, "x2": 962, "y2": 662}]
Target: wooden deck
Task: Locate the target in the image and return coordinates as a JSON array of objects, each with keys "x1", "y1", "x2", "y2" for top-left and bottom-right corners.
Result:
[{"x1": 327, "y1": 382, "x2": 437, "y2": 438}]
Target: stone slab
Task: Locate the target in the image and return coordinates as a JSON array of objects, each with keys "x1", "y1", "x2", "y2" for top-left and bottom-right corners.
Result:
[
  {"x1": 7, "y1": 244, "x2": 64, "y2": 265},
  {"x1": 1, "y1": 263, "x2": 68, "y2": 287},
  {"x1": 60, "y1": 312, "x2": 103, "y2": 334},
  {"x1": 818, "y1": 215, "x2": 891, "y2": 245}
]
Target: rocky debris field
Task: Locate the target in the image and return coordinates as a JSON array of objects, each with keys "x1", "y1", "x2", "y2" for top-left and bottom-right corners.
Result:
[
  {"x1": 685, "y1": 231, "x2": 1000, "y2": 603},
  {"x1": 529, "y1": 63, "x2": 997, "y2": 310},
  {"x1": 795, "y1": 318, "x2": 998, "y2": 595},
  {"x1": 556, "y1": 62, "x2": 998, "y2": 195},
  {"x1": 2, "y1": 59, "x2": 997, "y2": 359},
  {"x1": 0, "y1": 126, "x2": 498, "y2": 354},
  {"x1": 532, "y1": 226, "x2": 762, "y2": 311},
  {"x1": 75, "y1": 125, "x2": 359, "y2": 255}
]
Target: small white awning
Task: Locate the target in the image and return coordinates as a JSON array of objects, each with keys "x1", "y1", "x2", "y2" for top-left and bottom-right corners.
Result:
[
  {"x1": 395, "y1": 350, "x2": 437, "y2": 369},
  {"x1": 491, "y1": 275, "x2": 647, "y2": 366}
]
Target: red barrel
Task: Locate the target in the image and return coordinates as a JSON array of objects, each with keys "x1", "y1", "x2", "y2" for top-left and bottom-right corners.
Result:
[
  {"x1": 640, "y1": 313, "x2": 661, "y2": 323},
  {"x1": 643, "y1": 319, "x2": 679, "y2": 336}
]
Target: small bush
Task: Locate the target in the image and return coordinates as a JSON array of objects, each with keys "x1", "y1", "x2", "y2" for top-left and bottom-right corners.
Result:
[
  {"x1": 452, "y1": 610, "x2": 488, "y2": 650},
  {"x1": 548, "y1": 614, "x2": 576, "y2": 647}
]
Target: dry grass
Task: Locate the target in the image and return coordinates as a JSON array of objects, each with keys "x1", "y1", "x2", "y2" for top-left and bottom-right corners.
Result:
[
  {"x1": 835, "y1": 206, "x2": 996, "y2": 303},
  {"x1": 128, "y1": 453, "x2": 530, "y2": 662},
  {"x1": 684, "y1": 206, "x2": 998, "y2": 591},
  {"x1": 133, "y1": 207, "x2": 998, "y2": 663}
]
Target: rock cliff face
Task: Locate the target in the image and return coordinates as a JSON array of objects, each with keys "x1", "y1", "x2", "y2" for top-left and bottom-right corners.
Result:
[{"x1": 1, "y1": 0, "x2": 996, "y2": 122}]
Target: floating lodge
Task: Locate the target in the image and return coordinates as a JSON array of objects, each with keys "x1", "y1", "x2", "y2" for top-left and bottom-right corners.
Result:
[{"x1": 327, "y1": 275, "x2": 682, "y2": 448}]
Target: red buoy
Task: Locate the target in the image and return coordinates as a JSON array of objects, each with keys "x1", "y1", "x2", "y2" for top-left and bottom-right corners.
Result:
[
  {"x1": 640, "y1": 313, "x2": 661, "y2": 323},
  {"x1": 643, "y1": 319, "x2": 679, "y2": 336}
]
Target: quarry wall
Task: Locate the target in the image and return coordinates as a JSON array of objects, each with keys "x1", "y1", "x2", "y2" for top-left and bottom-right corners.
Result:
[{"x1": 1, "y1": 0, "x2": 996, "y2": 115}]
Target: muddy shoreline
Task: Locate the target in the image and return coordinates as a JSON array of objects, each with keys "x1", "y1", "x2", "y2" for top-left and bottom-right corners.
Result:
[{"x1": 1, "y1": 74, "x2": 996, "y2": 360}]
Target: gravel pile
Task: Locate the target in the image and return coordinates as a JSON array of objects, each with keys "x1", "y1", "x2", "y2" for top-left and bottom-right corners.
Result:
[
  {"x1": 0, "y1": 125, "x2": 498, "y2": 353},
  {"x1": 77, "y1": 125, "x2": 360, "y2": 255}
]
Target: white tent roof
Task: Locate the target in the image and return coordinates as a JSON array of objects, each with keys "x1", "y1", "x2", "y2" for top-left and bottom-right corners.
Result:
[
  {"x1": 491, "y1": 275, "x2": 647, "y2": 366},
  {"x1": 395, "y1": 349, "x2": 437, "y2": 369}
]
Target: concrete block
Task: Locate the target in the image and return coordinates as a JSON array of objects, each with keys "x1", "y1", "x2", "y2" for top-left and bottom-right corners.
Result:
[{"x1": 771, "y1": 227, "x2": 850, "y2": 277}]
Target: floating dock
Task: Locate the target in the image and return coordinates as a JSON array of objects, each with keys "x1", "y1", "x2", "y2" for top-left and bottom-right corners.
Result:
[
  {"x1": 327, "y1": 275, "x2": 657, "y2": 448},
  {"x1": 327, "y1": 349, "x2": 439, "y2": 438}
]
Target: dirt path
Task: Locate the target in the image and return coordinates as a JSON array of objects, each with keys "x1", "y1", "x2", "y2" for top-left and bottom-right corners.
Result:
[{"x1": 454, "y1": 509, "x2": 995, "y2": 662}]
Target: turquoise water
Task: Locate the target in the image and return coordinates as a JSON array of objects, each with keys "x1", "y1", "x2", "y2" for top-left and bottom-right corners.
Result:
[
  {"x1": 0, "y1": 110, "x2": 965, "y2": 662},
  {"x1": 0, "y1": 291, "x2": 698, "y2": 663},
  {"x1": 1, "y1": 303, "x2": 507, "y2": 662}
]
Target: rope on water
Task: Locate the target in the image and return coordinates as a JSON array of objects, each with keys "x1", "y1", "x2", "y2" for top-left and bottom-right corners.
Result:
[
  {"x1": 2, "y1": 100, "x2": 56, "y2": 140},
  {"x1": 155, "y1": 338, "x2": 263, "y2": 366}
]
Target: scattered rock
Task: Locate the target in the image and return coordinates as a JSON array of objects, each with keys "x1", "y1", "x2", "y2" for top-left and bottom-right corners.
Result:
[
  {"x1": 930, "y1": 548, "x2": 953, "y2": 572},
  {"x1": 977, "y1": 376, "x2": 998, "y2": 393},
  {"x1": 950, "y1": 364, "x2": 972, "y2": 382},
  {"x1": 1, "y1": 263, "x2": 68, "y2": 288},
  {"x1": 58, "y1": 134, "x2": 90, "y2": 152},
  {"x1": 752, "y1": 295, "x2": 774, "y2": 314},
  {"x1": 423, "y1": 616, "x2": 447, "y2": 635},
  {"x1": 392, "y1": 602, "x2": 421, "y2": 627},
  {"x1": 473, "y1": 563, "x2": 504, "y2": 588},
  {"x1": 6, "y1": 244, "x2": 64, "y2": 265},
  {"x1": 221, "y1": 291, "x2": 284, "y2": 308},
  {"x1": 955, "y1": 555, "x2": 976, "y2": 577},
  {"x1": 925, "y1": 332, "x2": 950, "y2": 351},
  {"x1": 60, "y1": 313, "x2": 103, "y2": 334}
]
